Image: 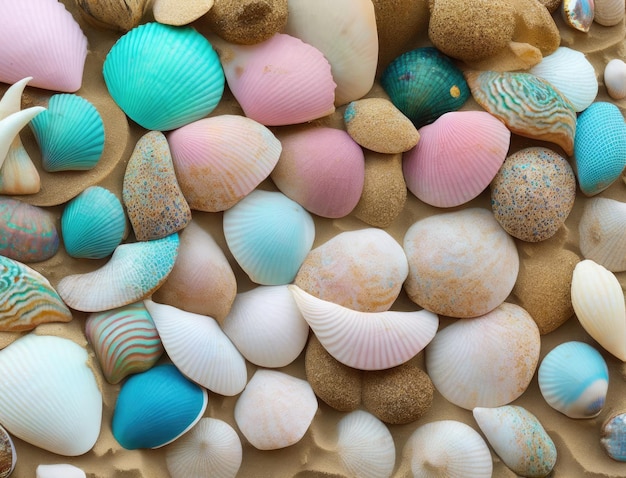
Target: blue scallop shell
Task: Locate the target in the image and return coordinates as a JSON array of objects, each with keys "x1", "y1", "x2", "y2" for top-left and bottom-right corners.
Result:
[
  {"x1": 103, "y1": 22, "x2": 225, "y2": 131},
  {"x1": 112, "y1": 363, "x2": 208, "y2": 449},
  {"x1": 29, "y1": 94, "x2": 105, "y2": 172},
  {"x1": 574, "y1": 102, "x2": 626, "y2": 196},
  {"x1": 380, "y1": 47, "x2": 470, "y2": 128}
]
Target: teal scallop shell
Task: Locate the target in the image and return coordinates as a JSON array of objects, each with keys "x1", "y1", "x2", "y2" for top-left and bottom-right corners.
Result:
[
  {"x1": 29, "y1": 94, "x2": 105, "y2": 172},
  {"x1": 103, "y1": 22, "x2": 225, "y2": 131},
  {"x1": 380, "y1": 47, "x2": 470, "y2": 128},
  {"x1": 574, "y1": 102, "x2": 626, "y2": 196}
]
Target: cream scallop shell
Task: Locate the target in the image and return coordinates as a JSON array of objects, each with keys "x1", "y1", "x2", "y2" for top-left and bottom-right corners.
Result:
[
  {"x1": 604, "y1": 59, "x2": 626, "y2": 101},
  {"x1": 579, "y1": 197, "x2": 626, "y2": 272},
  {"x1": 289, "y1": 285, "x2": 438, "y2": 371},
  {"x1": 594, "y1": 0, "x2": 625, "y2": 26}
]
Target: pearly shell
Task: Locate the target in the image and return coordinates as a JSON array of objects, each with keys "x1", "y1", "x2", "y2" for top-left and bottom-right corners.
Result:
[
  {"x1": 601, "y1": 411, "x2": 626, "y2": 461},
  {"x1": 35, "y1": 464, "x2": 86, "y2": 478},
  {"x1": 595, "y1": 0, "x2": 625, "y2": 25},
  {"x1": 562, "y1": 0, "x2": 595, "y2": 32},
  {"x1": 0, "y1": 425, "x2": 15, "y2": 478},
  {"x1": 604, "y1": 59, "x2": 626, "y2": 100},
  {"x1": 579, "y1": 197, "x2": 626, "y2": 272}
]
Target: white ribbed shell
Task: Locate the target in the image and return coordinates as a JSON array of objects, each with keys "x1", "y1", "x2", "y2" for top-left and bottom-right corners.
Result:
[{"x1": 579, "y1": 198, "x2": 626, "y2": 272}]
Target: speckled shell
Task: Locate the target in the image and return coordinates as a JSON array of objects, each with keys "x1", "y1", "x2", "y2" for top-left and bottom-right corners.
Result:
[
  {"x1": 604, "y1": 59, "x2": 626, "y2": 100},
  {"x1": 0, "y1": 425, "x2": 15, "y2": 478},
  {"x1": 562, "y1": 0, "x2": 595, "y2": 32},
  {"x1": 601, "y1": 411, "x2": 626, "y2": 461},
  {"x1": 595, "y1": 0, "x2": 625, "y2": 26},
  {"x1": 579, "y1": 198, "x2": 626, "y2": 272}
]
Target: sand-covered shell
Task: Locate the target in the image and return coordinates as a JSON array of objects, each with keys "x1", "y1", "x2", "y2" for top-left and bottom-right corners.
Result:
[
  {"x1": 61, "y1": 186, "x2": 126, "y2": 259},
  {"x1": 574, "y1": 102, "x2": 626, "y2": 196},
  {"x1": 103, "y1": 22, "x2": 225, "y2": 131},
  {"x1": 381, "y1": 47, "x2": 470, "y2": 128},
  {"x1": 571, "y1": 260, "x2": 626, "y2": 361},
  {"x1": 403, "y1": 111, "x2": 510, "y2": 208},
  {"x1": 0, "y1": 334, "x2": 102, "y2": 456},
  {"x1": 0, "y1": 425, "x2": 15, "y2": 478},
  {"x1": 168, "y1": 115, "x2": 281, "y2": 212},
  {"x1": 562, "y1": 0, "x2": 595, "y2": 32},
  {"x1": 601, "y1": 411, "x2": 626, "y2": 461},
  {"x1": 85, "y1": 302, "x2": 164, "y2": 384},
  {"x1": 604, "y1": 59, "x2": 626, "y2": 100},
  {"x1": 75, "y1": 0, "x2": 149, "y2": 31},
  {"x1": 465, "y1": 70, "x2": 577, "y2": 156},
  {"x1": 595, "y1": 0, "x2": 625, "y2": 26},
  {"x1": 223, "y1": 189, "x2": 315, "y2": 285},
  {"x1": 289, "y1": 285, "x2": 438, "y2": 371},
  {"x1": 426, "y1": 302, "x2": 541, "y2": 410},
  {"x1": 579, "y1": 198, "x2": 626, "y2": 272},
  {"x1": 0, "y1": 0, "x2": 88, "y2": 92},
  {"x1": 112, "y1": 363, "x2": 208, "y2": 449}
]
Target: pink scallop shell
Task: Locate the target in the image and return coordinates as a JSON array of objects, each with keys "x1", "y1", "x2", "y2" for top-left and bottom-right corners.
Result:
[
  {"x1": 0, "y1": 0, "x2": 88, "y2": 92},
  {"x1": 403, "y1": 111, "x2": 511, "y2": 208}
]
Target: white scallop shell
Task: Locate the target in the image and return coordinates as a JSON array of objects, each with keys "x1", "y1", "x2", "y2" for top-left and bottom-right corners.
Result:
[
  {"x1": 36, "y1": 464, "x2": 86, "y2": 478},
  {"x1": 289, "y1": 285, "x2": 439, "y2": 371},
  {"x1": 144, "y1": 300, "x2": 247, "y2": 396},
  {"x1": 595, "y1": 0, "x2": 625, "y2": 26},
  {"x1": 605, "y1": 59, "x2": 626, "y2": 101},
  {"x1": 571, "y1": 259, "x2": 626, "y2": 361},
  {"x1": 579, "y1": 197, "x2": 626, "y2": 272}
]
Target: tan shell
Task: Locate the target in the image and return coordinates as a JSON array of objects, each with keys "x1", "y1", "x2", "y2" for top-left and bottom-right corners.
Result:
[
  {"x1": 153, "y1": 0, "x2": 214, "y2": 26},
  {"x1": 75, "y1": 0, "x2": 148, "y2": 31},
  {"x1": 595, "y1": 0, "x2": 625, "y2": 26}
]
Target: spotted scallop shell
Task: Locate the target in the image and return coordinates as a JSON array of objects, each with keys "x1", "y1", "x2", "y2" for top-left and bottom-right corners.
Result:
[{"x1": 579, "y1": 198, "x2": 626, "y2": 272}]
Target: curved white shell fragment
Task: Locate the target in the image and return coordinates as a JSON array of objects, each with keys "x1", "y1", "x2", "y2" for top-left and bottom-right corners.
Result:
[
  {"x1": 0, "y1": 107, "x2": 46, "y2": 171},
  {"x1": 289, "y1": 285, "x2": 438, "y2": 371},
  {"x1": 579, "y1": 198, "x2": 626, "y2": 272},
  {"x1": 36, "y1": 464, "x2": 86, "y2": 478}
]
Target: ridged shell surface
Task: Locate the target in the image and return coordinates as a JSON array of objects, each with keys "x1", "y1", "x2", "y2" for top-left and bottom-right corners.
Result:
[
  {"x1": 604, "y1": 59, "x2": 626, "y2": 100},
  {"x1": 595, "y1": 0, "x2": 625, "y2": 25},
  {"x1": 579, "y1": 198, "x2": 626, "y2": 272},
  {"x1": 601, "y1": 412, "x2": 626, "y2": 461},
  {"x1": 0, "y1": 425, "x2": 15, "y2": 478}
]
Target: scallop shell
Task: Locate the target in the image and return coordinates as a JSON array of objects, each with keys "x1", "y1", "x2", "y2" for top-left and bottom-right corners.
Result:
[
  {"x1": 595, "y1": 0, "x2": 625, "y2": 26},
  {"x1": 103, "y1": 22, "x2": 225, "y2": 131},
  {"x1": 579, "y1": 197, "x2": 626, "y2": 272},
  {"x1": 571, "y1": 259, "x2": 626, "y2": 361},
  {"x1": 604, "y1": 59, "x2": 626, "y2": 100},
  {"x1": 0, "y1": 0, "x2": 88, "y2": 92},
  {"x1": 380, "y1": 47, "x2": 470, "y2": 128},
  {"x1": 168, "y1": 115, "x2": 282, "y2": 212},
  {"x1": 61, "y1": 186, "x2": 126, "y2": 259},
  {"x1": 601, "y1": 411, "x2": 626, "y2": 461},
  {"x1": 57, "y1": 233, "x2": 179, "y2": 312},
  {"x1": 144, "y1": 300, "x2": 247, "y2": 396},
  {"x1": 112, "y1": 363, "x2": 208, "y2": 449},
  {"x1": 403, "y1": 111, "x2": 510, "y2": 208},
  {"x1": 165, "y1": 418, "x2": 242, "y2": 478},
  {"x1": 562, "y1": 0, "x2": 595, "y2": 32},
  {"x1": 223, "y1": 189, "x2": 315, "y2": 285},
  {"x1": 425, "y1": 302, "x2": 541, "y2": 410},
  {"x1": 289, "y1": 285, "x2": 439, "y2": 371},
  {"x1": 35, "y1": 464, "x2": 86, "y2": 478},
  {"x1": 0, "y1": 334, "x2": 102, "y2": 456},
  {"x1": 0, "y1": 425, "x2": 16, "y2": 478}
]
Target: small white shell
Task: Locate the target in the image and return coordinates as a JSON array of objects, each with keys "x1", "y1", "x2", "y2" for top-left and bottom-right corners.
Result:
[
  {"x1": 579, "y1": 197, "x2": 626, "y2": 272},
  {"x1": 595, "y1": 0, "x2": 625, "y2": 26},
  {"x1": 36, "y1": 464, "x2": 86, "y2": 478},
  {"x1": 604, "y1": 58, "x2": 626, "y2": 100}
]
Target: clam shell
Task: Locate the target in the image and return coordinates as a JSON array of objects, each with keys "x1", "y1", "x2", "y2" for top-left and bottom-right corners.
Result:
[
  {"x1": 604, "y1": 59, "x2": 626, "y2": 100},
  {"x1": 425, "y1": 302, "x2": 541, "y2": 410},
  {"x1": 0, "y1": 425, "x2": 16, "y2": 478},
  {"x1": 103, "y1": 22, "x2": 225, "y2": 131},
  {"x1": 571, "y1": 259, "x2": 626, "y2": 361},
  {"x1": 403, "y1": 111, "x2": 510, "y2": 208},
  {"x1": 562, "y1": 0, "x2": 595, "y2": 32},
  {"x1": 601, "y1": 411, "x2": 626, "y2": 461},
  {"x1": 144, "y1": 300, "x2": 248, "y2": 396},
  {"x1": 579, "y1": 197, "x2": 626, "y2": 272},
  {"x1": 0, "y1": 334, "x2": 102, "y2": 456},
  {"x1": 289, "y1": 285, "x2": 439, "y2": 371},
  {"x1": 35, "y1": 464, "x2": 86, "y2": 478},
  {"x1": 595, "y1": 0, "x2": 625, "y2": 26},
  {"x1": 112, "y1": 363, "x2": 208, "y2": 449}
]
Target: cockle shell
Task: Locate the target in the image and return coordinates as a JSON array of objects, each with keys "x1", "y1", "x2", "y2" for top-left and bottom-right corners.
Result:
[
  {"x1": 103, "y1": 22, "x2": 225, "y2": 131},
  {"x1": 0, "y1": 425, "x2": 15, "y2": 478},
  {"x1": 601, "y1": 411, "x2": 626, "y2": 461},
  {"x1": 0, "y1": 334, "x2": 102, "y2": 456},
  {"x1": 595, "y1": 0, "x2": 625, "y2": 25},
  {"x1": 289, "y1": 285, "x2": 439, "y2": 371},
  {"x1": 403, "y1": 110, "x2": 511, "y2": 208},
  {"x1": 571, "y1": 260, "x2": 626, "y2": 361},
  {"x1": 426, "y1": 302, "x2": 541, "y2": 410},
  {"x1": 562, "y1": 0, "x2": 595, "y2": 32},
  {"x1": 234, "y1": 369, "x2": 318, "y2": 450},
  {"x1": 579, "y1": 198, "x2": 626, "y2": 272},
  {"x1": 75, "y1": 0, "x2": 149, "y2": 31},
  {"x1": 604, "y1": 59, "x2": 626, "y2": 100},
  {"x1": 35, "y1": 464, "x2": 86, "y2": 478}
]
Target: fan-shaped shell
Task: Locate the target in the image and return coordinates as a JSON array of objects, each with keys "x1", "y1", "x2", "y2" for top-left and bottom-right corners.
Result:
[
  {"x1": 103, "y1": 22, "x2": 225, "y2": 131},
  {"x1": 403, "y1": 111, "x2": 510, "y2": 208},
  {"x1": 579, "y1": 198, "x2": 626, "y2": 272},
  {"x1": 604, "y1": 59, "x2": 626, "y2": 100},
  {"x1": 0, "y1": 425, "x2": 16, "y2": 478}
]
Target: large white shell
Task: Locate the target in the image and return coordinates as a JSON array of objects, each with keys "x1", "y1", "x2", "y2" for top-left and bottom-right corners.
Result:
[
  {"x1": 290, "y1": 285, "x2": 439, "y2": 371},
  {"x1": 579, "y1": 198, "x2": 626, "y2": 272},
  {"x1": 595, "y1": 0, "x2": 625, "y2": 26},
  {"x1": 604, "y1": 59, "x2": 626, "y2": 100},
  {"x1": 36, "y1": 464, "x2": 86, "y2": 478}
]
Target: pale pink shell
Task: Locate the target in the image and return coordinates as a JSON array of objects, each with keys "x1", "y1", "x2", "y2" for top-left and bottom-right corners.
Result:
[{"x1": 403, "y1": 111, "x2": 511, "y2": 208}]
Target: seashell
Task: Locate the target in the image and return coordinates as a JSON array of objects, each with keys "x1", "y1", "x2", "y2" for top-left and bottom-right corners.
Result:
[
  {"x1": 284, "y1": 0, "x2": 378, "y2": 106},
  {"x1": 529, "y1": 47, "x2": 597, "y2": 112},
  {"x1": 380, "y1": 47, "x2": 470, "y2": 128},
  {"x1": 403, "y1": 111, "x2": 510, "y2": 208},
  {"x1": 426, "y1": 302, "x2": 541, "y2": 410},
  {"x1": 144, "y1": 300, "x2": 247, "y2": 396},
  {"x1": 289, "y1": 285, "x2": 439, "y2": 371},
  {"x1": 103, "y1": 22, "x2": 225, "y2": 131},
  {"x1": 335, "y1": 410, "x2": 395, "y2": 478},
  {"x1": 222, "y1": 285, "x2": 309, "y2": 368},
  {"x1": 403, "y1": 208, "x2": 519, "y2": 318},
  {"x1": 168, "y1": 115, "x2": 282, "y2": 212},
  {"x1": 465, "y1": 70, "x2": 577, "y2": 156},
  {"x1": 571, "y1": 259, "x2": 626, "y2": 361},
  {"x1": 271, "y1": 127, "x2": 365, "y2": 218},
  {"x1": 579, "y1": 198, "x2": 626, "y2": 272},
  {"x1": 0, "y1": 197, "x2": 59, "y2": 262},
  {"x1": 75, "y1": 0, "x2": 149, "y2": 32},
  {"x1": 473, "y1": 405, "x2": 557, "y2": 477},
  {"x1": 574, "y1": 102, "x2": 626, "y2": 196},
  {"x1": 57, "y1": 232, "x2": 179, "y2": 312},
  {"x1": 234, "y1": 369, "x2": 318, "y2": 450},
  {"x1": 153, "y1": 0, "x2": 214, "y2": 26},
  {"x1": 595, "y1": 0, "x2": 625, "y2": 25},
  {"x1": 0, "y1": 334, "x2": 102, "y2": 456},
  {"x1": 604, "y1": 59, "x2": 626, "y2": 100},
  {"x1": 112, "y1": 363, "x2": 208, "y2": 449},
  {"x1": 0, "y1": 425, "x2": 16, "y2": 478},
  {"x1": 35, "y1": 464, "x2": 86, "y2": 478},
  {"x1": 601, "y1": 411, "x2": 626, "y2": 461},
  {"x1": 214, "y1": 32, "x2": 336, "y2": 126},
  {"x1": 538, "y1": 341, "x2": 608, "y2": 418},
  {"x1": 396, "y1": 420, "x2": 493, "y2": 478},
  {"x1": 0, "y1": 107, "x2": 46, "y2": 173},
  {"x1": 0, "y1": 0, "x2": 88, "y2": 92},
  {"x1": 0, "y1": 255, "x2": 72, "y2": 332},
  {"x1": 562, "y1": 0, "x2": 595, "y2": 32},
  {"x1": 85, "y1": 302, "x2": 164, "y2": 384},
  {"x1": 165, "y1": 418, "x2": 242, "y2": 478},
  {"x1": 294, "y1": 228, "x2": 408, "y2": 312},
  {"x1": 61, "y1": 186, "x2": 127, "y2": 259},
  {"x1": 223, "y1": 189, "x2": 315, "y2": 285}
]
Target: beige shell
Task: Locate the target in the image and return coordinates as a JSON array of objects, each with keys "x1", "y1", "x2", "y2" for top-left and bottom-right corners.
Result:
[
  {"x1": 594, "y1": 0, "x2": 625, "y2": 26},
  {"x1": 153, "y1": 0, "x2": 214, "y2": 26},
  {"x1": 75, "y1": 0, "x2": 149, "y2": 31},
  {"x1": 579, "y1": 197, "x2": 626, "y2": 272},
  {"x1": 604, "y1": 59, "x2": 626, "y2": 100}
]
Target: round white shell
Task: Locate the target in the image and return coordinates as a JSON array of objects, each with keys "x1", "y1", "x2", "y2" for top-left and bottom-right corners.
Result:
[
  {"x1": 579, "y1": 197, "x2": 626, "y2": 272},
  {"x1": 604, "y1": 58, "x2": 626, "y2": 100},
  {"x1": 36, "y1": 464, "x2": 86, "y2": 478}
]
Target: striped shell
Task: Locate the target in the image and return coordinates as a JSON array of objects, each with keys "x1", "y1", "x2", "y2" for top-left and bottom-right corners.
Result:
[
  {"x1": 595, "y1": 0, "x2": 625, "y2": 26},
  {"x1": 579, "y1": 198, "x2": 626, "y2": 272}
]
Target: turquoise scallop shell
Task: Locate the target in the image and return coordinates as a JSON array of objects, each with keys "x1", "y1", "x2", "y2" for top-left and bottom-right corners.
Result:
[
  {"x1": 29, "y1": 94, "x2": 105, "y2": 172},
  {"x1": 103, "y1": 22, "x2": 225, "y2": 131},
  {"x1": 380, "y1": 47, "x2": 470, "y2": 128}
]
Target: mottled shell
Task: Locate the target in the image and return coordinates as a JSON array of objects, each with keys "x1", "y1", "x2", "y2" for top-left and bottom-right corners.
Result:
[
  {"x1": 75, "y1": 0, "x2": 149, "y2": 31},
  {"x1": 579, "y1": 198, "x2": 626, "y2": 272},
  {"x1": 562, "y1": 0, "x2": 595, "y2": 32},
  {"x1": 601, "y1": 411, "x2": 626, "y2": 461},
  {"x1": 604, "y1": 59, "x2": 626, "y2": 100},
  {"x1": 0, "y1": 425, "x2": 15, "y2": 478}
]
